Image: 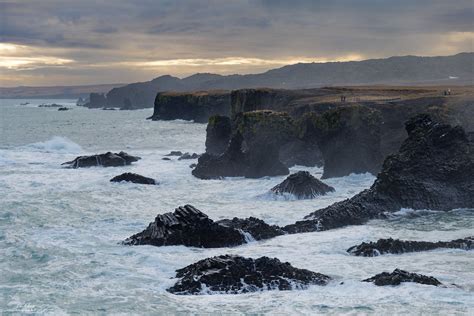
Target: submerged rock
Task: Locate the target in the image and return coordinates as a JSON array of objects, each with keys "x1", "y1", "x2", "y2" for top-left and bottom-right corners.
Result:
[
  {"x1": 363, "y1": 269, "x2": 442, "y2": 286},
  {"x1": 110, "y1": 173, "x2": 156, "y2": 185},
  {"x1": 167, "y1": 255, "x2": 331, "y2": 295},
  {"x1": 271, "y1": 171, "x2": 335, "y2": 199},
  {"x1": 347, "y1": 237, "x2": 473, "y2": 256},
  {"x1": 38, "y1": 103, "x2": 63, "y2": 108},
  {"x1": 217, "y1": 217, "x2": 285, "y2": 241},
  {"x1": 62, "y1": 152, "x2": 140, "y2": 168},
  {"x1": 178, "y1": 152, "x2": 200, "y2": 160},
  {"x1": 285, "y1": 114, "x2": 474, "y2": 232},
  {"x1": 165, "y1": 151, "x2": 183, "y2": 157},
  {"x1": 58, "y1": 107, "x2": 69, "y2": 111}
]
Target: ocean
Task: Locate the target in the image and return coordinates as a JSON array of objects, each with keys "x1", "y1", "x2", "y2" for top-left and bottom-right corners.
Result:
[{"x1": 1, "y1": 99, "x2": 473, "y2": 314}]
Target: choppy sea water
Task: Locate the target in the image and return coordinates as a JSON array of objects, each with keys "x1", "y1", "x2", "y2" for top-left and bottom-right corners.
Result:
[{"x1": 0, "y1": 99, "x2": 473, "y2": 314}]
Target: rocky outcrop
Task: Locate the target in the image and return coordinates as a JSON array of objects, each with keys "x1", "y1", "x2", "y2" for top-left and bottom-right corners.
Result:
[
  {"x1": 124, "y1": 205, "x2": 286, "y2": 248},
  {"x1": 124, "y1": 205, "x2": 245, "y2": 248},
  {"x1": 165, "y1": 151, "x2": 183, "y2": 157},
  {"x1": 178, "y1": 153, "x2": 200, "y2": 160},
  {"x1": 217, "y1": 217, "x2": 285, "y2": 241},
  {"x1": 58, "y1": 107, "x2": 69, "y2": 111},
  {"x1": 363, "y1": 269, "x2": 442, "y2": 287},
  {"x1": 110, "y1": 173, "x2": 156, "y2": 185},
  {"x1": 150, "y1": 91, "x2": 230, "y2": 123},
  {"x1": 205, "y1": 115, "x2": 232, "y2": 155},
  {"x1": 62, "y1": 152, "x2": 140, "y2": 168},
  {"x1": 285, "y1": 114, "x2": 474, "y2": 233},
  {"x1": 230, "y1": 88, "x2": 307, "y2": 118},
  {"x1": 167, "y1": 255, "x2": 331, "y2": 295},
  {"x1": 299, "y1": 105, "x2": 384, "y2": 178},
  {"x1": 271, "y1": 171, "x2": 335, "y2": 199},
  {"x1": 347, "y1": 237, "x2": 473, "y2": 256},
  {"x1": 193, "y1": 111, "x2": 293, "y2": 179},
  {"x1": 82, "y1": 93, "x2": 107, "y2": 108}
]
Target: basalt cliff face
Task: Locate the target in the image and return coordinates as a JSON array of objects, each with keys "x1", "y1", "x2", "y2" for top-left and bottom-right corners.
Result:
[
  {"x1": 193, "y1": 111, "x2": 294, "y2": 179},
  {"x1": 285, "y1": 114, "x2": 474, "y2": 232},
  {"x1": 149, "y1": 90, "x2": 230, "y2": 123}
]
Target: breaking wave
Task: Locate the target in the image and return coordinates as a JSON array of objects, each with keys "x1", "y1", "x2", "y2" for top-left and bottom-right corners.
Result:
[{"x1": 21, "y1": 136, "x2": 83, "y2": 154}]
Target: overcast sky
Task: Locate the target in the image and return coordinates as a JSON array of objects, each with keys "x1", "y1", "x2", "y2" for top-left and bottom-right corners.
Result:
[{"x1": 0, "y1": 0, "x2": 473, "y2": 86}]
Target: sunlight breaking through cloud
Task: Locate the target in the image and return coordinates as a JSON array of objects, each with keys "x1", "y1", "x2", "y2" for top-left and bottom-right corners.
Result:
[{"x1": 0, "y1": 43, "x2": 74, "y2": 70}]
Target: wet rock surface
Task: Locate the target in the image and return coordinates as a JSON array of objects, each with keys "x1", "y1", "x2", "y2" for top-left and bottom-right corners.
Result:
[
  {"x1": 110, "y1": 173, "x2": 156, "y2": 185},
  {"x1": 123, "y1": 205, "x2": 246, "y2": 248},
  {"x1": 271, "y1": 171, "x2": 335, "y2": 199},
  {"x1": 62, "y1": 152, "x2": 140, "y2": 168},
  {"x1": 285, "y1": 114, "x2": 474, "y2": 232},
  {"x1": 165, "y1": 151, "x2": 183, "y2": 157},
  {"x1": 167, "y1": 255, "x2": 331, "y2": 295},
  {"x1": 347, "y1": 237, "x2": 473, "y2": 256},
  {"x1": 178, "y1": 152, "x2": 200, "y2": 160},
  {"x1": 217, "y1": 217, "x2": 285, "y2": 241},
  {"x1": 363, "y1": 269, "x2": 442, "y2": 286}
]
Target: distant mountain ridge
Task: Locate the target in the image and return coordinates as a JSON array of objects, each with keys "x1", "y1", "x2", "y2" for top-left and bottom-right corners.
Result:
[
  {"x1": 1, "y1": 53, "x2": 472, "y2": 102},
  {"x1": 104, "y1": 52, "x2": 474, "y2": 109},
  {"x1": 0, "y1": 83, "x2": 126, "y2": 99}
]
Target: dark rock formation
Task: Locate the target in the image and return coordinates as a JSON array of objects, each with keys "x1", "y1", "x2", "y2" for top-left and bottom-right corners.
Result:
[
  {"x1": 165, "y1": 151, "x2": 183, "y2": 157},
  {"x1": 58, "y1": 107, "x2": 69, "y2": 111},
  {"x1": 82, "y1": 93, "x2": 107, "y2": 108},
  {"x1": 178, "y1": 153, "x2": 200, "y2": 160},
  {"x1": 167, "y1": 255, "x2": 331, "y2": 295},
  {"x1": 299, "y1": 105, "x2": 384, "y2": 178},
  {"x1": 110, "y1": 173, "x2": 156, "y2": 185},
  {"x1": 271, "y1": 171, "x2": 335, "y2": 199},
  {"x1": 38, "y1": 103, "x2": 63, "y2": 108},
  {"x1": 124, "y1": 205, "x2": 290, "y2": 248},
  {"x1": 205, "y1": 115, "x2": 232, "y2": 155},
  {"x1": 347, "y1": 237, "x2": 473, "y2": 256},
  {"x1": 193, "y1": 111, "x2": 293, "y2": 179},
  {"x1": 285, "y1": 114, "x2": 474, "y2": 233},
  {"x1": 62, "y1": 152, "x2": 140, "y2": 168},
  {"x1": 124, "y1": 205, "x2": 247, "y2": 248},
  {"x1": 363, "y1": 269, "x2": 442, "y2": 287},
  {"x1": 150, "y1": 91, "x2": 230, "y2": 123},
  {"x1": 217, "y1": 217, "x2": 285, "y2": 241},
  {"x1": 279, "y1": 139, "x2": 323, "y2": 167},
  {"x1": 162, "y1": 157, "x2": 171, "y2": 161}
]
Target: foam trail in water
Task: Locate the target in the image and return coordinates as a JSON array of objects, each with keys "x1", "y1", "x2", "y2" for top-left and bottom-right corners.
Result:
[{"x1": 20, "y1": 136, "x2": 83, "y2": 154}]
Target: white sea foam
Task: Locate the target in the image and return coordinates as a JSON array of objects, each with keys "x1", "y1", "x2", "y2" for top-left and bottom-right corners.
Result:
[
  {"x1": 1, "y1": 101, "x2": 473, "y2": 314},
  {"x1": 21, "y1": 136, "x2": 83, "y2": 154}
]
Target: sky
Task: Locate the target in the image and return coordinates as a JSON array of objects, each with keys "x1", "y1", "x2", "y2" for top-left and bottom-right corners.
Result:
[{"x1": 0, "y1": 0, "x2": 473, "y2": 87}]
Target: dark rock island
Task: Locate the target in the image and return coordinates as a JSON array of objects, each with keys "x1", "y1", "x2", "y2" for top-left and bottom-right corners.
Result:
[
  {"x1": 363, "y1": 269, "x2": 442, "y2": 287},
  {"x1": 348, "y1": 237, "x2": 473, "y2": 256},
  {"x1": 271, "y1": 171, "x2": 335, "y2": 199},
  {"x1": 62, "y1": 152, "x2": 141, "y2": 168},
  {"x1": 110, "y1": 173, "x2": 156, "y2": 185},
  {"x1": 167, "y1": 255, "x2": 331, "y2": 295}
]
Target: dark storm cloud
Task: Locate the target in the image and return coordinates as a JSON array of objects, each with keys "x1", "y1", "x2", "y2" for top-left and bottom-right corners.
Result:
[{"x1": 0, "y1": 0, "x2": 472, "y2": 86}]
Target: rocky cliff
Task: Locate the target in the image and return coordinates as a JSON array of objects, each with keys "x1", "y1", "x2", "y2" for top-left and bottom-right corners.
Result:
[{"x1": 149, "y1": 90, "x2": 230, "y2": 123}]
